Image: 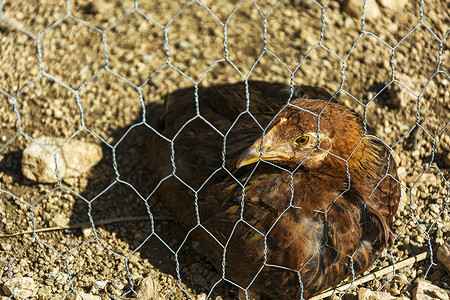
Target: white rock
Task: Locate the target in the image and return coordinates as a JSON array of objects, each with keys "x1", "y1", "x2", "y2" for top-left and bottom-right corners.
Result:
[
  {"x1": 437, "y1": 238, "x2": 450, "y2": 272},
  {"x1": 92, "y1": 280, "x2": 108, "y2": 292},
  {"x1": 2, "y1": 277, "x2": 38, "y2": 298},
  {"x1": 343, "y1": 0, "x2": 381, "y2": 20},
  {"x1": 396, "y1": 166, "x2": 407, "y2": 181},
  {"x1": 412, "y1": 279, "x2": 449, "y2": 300},
  {"x1": 21, "y1": 136, "x2": 103, "y2": 183},
  {"x1": 378, "y1": 0, "x2": 408, "y2": 10}
]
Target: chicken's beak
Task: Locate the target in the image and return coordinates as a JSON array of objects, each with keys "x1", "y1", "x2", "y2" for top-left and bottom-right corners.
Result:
[
  {"x1": 236, "y1": 136, "x2": 289, "y2": 169},
  {"x1": 236, "y1": 141, "x2": 261, "y2": 169}
]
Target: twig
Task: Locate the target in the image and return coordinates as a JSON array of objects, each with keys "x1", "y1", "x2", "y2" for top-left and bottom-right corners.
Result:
[
  {"x1": 310, "y1": 251, "x2": 429, "y2": 299},
  {"x1": 0, "y1": 215, "x2": 174, "y2": 238},
  {"x1": 1, "y1": 220, "x2": 430, "y2": 298}
]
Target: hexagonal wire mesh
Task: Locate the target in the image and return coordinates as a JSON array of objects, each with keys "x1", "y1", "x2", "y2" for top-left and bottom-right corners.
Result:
[{"x1": 0, "y1": 0, "x2": 449, "y2": 299}]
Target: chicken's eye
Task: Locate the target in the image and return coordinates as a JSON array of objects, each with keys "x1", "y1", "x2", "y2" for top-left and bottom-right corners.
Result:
[{"x1": 293, "y1": 135, "x2": 310, "y2": 146}]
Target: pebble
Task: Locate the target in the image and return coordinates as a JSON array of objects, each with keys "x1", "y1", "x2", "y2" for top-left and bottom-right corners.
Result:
[
  {"x1": 111, "y1": 279, "x2": 125, "y2": 290},
  {"x1": 385, "y1": 126, "x2": 392, "y2": 134},
  {"x1": 358, "y1": 287, "x2": 391, "y2": 299},
  {"x1": 342, "y1": 0, "x2": 381, "y2": 20},
  {"x1": 0, "y1": 242, "x2": 12, "y2": 251},
  {"x1": 136, "y1": 275, "x2": 159, "y2": 299},
  {"x1": 344, "y1": 17, "x2": 355, "y2": 28},
  {"x1": 2, "y1": 277, "x2": 38, "y2": 298},
  {"x1": 82, "y1": 227, "x2": 94, "y2": 238},
  {"x1": 396, "y1": 166, "x2": 407, "y2": 180},
  {"x1": 51, "y1": 212, "x2": 70, "y2": 227},
  {"x1": 142, "y1": 54, "x2": 154, "y2": 63},
  {"x1": 378, "y1": 0, "x2": 408, "y2": 9},
  {"x1": 429, "y1": 203, "x2": 440, "y2": 214},
  {"x1": 412, "y1": 279, "x2": 449, "y2": 300},
  {"x1": 437, "y1": 238, "x2": 450, "y2": 272},
  {"x1": 177, "y1": 40, "x2": 191, "y2": 49},
  {"x1": 65, "y1": 239, "x2": 80, "y2": 250},
  {"x1": 387, "y1": 82, "x2": 415, "y2": 109},
  {"x1": 92, "y1": 280, "x2": 108, "y2": 292},
  {"x1": 21, "y1": 136, "x2": 103, "y2": 183},
  {"x1": 196, "y1": 292, "x2": 207, "y2": 300},
  {"x1": 67, "y1": 291, "x2": 102, "y2": 300}
]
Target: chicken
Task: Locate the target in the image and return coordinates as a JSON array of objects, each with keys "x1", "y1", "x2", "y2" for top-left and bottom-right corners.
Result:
[{"x1": 148, "y1": 81, "x2": 400, "y2": 299}]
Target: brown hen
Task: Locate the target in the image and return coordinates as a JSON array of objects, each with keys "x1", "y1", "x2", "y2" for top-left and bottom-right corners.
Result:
[{"x1": 148, "y1": 81, "x2": 400, "y2": 299}]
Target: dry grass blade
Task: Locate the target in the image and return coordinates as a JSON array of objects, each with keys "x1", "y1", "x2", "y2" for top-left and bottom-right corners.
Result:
[
  {"x1": 310, "y1": 251, "x2": 429, "y2": 299},
  {"x1": 0, "y1": 216, "x2": 173, "y2": 238}
]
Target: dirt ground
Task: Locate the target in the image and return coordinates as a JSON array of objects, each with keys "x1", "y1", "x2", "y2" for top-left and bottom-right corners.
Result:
[{"x1": 0, "y1": 0, "x2": 449, "y2": 299}]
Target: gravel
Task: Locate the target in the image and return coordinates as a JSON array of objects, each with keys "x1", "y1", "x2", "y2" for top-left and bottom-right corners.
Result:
[{"x1": 0, "y1": 0, "x2": 449, "y2": 299}]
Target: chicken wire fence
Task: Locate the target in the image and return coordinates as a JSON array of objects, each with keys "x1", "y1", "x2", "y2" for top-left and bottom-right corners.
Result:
[{"x1": 0, "y1": 0, "x2": 449, "y2": 299}]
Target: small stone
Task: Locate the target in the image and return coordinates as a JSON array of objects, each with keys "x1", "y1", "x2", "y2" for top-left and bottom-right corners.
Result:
[
  {"x1": 429, "y1": 203, "x2": 440, "y2": 214},
  {"x1": 81, "y1": 226, "x2": 93, "y2": 238},
  {"x1": 21, "y1": 136, "x2": 103, "y2": 183},
  {"x1": 142, "y1": 54, "x2": 154, "y2": 63},
  {"x1": 397, "y1": 166, "x2": 407, "y2": 181},
  {"x1": 378, "y1": 0, "x2": 408, "y2": 10},
  {"x1": 387, "y1": 77, "x2": 417, "y2": 109},
  {"x1": 358, "y1": 287, "x2": 391, "y2": 300},
  {"x1": 437, "y1": 238, "x2": 450, "y2": 272},
  {"x1": 92, "y1": 280, "x2": 108, "y2": 292},
  {"x1": 177, "y1": 40, "x2": 191, "y2": 49},
  {"x1": 387, "y1": 22, "x2": 399, "y2": 32},
  {"x1": 111, "y1": 279, "x2": 125, "y2": 290},
  {"x1": 420, "y1": 172, "x2": 436, "y2": 184},
  {"x1": 136, "y1": 275, "x2": 159, "y2": 299},
  {"x1": 3, "y1": 277, "x2": 38, "y2": 298},
  {"x1": 47, "y1": 271, "x2": 67, "y2": 282},
  {"x1": 52, "y1": 212, "x2": 70, "y2": 227},
  {"x1": 344, "y1": 16, "x2": 355, "y2": 28},
  {"x1": 67, "y1": 291, "x2": 102, "y2": 300},
  {"x1": 412, "y1": 279, "x2": 449, "y2": 300},
  {"x1": 65, "y1": 239, "x2": 80, "y2": 249},
  {"x1": 329, "y1": 0, "x2": 341, "y2": 9},
  {"x1": 0, "y1": 242, "x2": 11, "y2": 251},
  {"x1": 343, "y1": 0, "x2": 381, "y2": 20},
  {"x1": 196, "y1": 292, "x2": 207, "y2": 300}
]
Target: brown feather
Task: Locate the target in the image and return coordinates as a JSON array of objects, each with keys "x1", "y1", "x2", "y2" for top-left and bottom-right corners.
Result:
[{"x1": 148, "y1": 81, "x2": 400, "y2": 299}]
